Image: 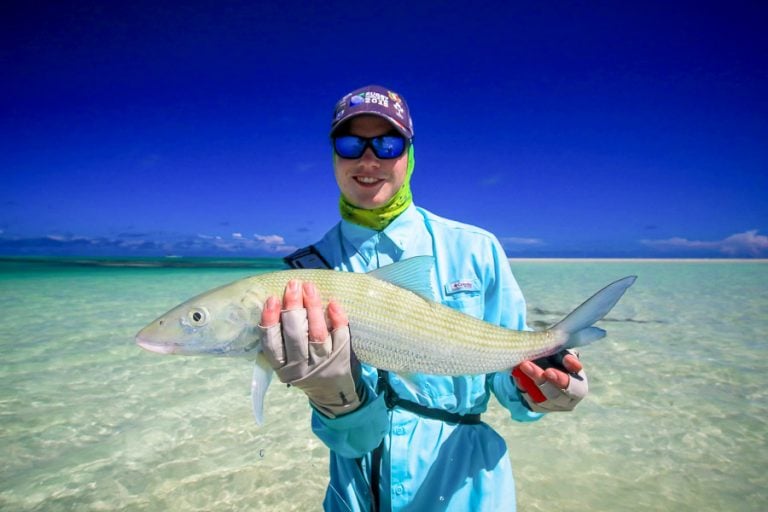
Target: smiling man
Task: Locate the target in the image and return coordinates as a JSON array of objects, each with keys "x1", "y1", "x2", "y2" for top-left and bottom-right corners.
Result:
[
  {"x1": 259, "y1": 85, "x2": 589, "y2": 512},
  {"x1": 333, "y1": 115, "x2": 409, "y2": 210}
]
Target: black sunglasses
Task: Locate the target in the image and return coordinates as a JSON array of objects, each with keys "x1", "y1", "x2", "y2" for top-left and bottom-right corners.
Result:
[{"x1": 332, "y1": 134, "x2": 409, "y2": 159}]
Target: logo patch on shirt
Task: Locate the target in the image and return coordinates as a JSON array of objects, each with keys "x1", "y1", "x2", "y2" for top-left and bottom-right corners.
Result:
[{"x1": 444, "y1": 278, "x2": 481, "y2": 295}]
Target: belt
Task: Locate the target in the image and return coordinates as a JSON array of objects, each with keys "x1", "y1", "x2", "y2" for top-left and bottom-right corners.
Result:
[
  {"x1": 378, "y1": 370, "x2": 482, "y2": 424},
  {"x1": 383, "y1": 392, "x2": 482, "y2": 424}
]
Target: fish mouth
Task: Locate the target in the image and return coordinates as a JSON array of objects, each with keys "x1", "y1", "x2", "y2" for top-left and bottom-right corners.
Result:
[
  {"x1": 135, "y1": 337, "x2": 181, "y2": 355},
  {"x1": 135, "y1": 336, "x2": 244, "y2": 356}
]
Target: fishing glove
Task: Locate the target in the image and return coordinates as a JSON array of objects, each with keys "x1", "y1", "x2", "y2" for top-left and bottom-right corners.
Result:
[
  {"x1": 512, "y1": 349, "x2": 588, "y2": 413},
  {"x1": 260, "y1": 308, "x2": 362, "y2": 418}
]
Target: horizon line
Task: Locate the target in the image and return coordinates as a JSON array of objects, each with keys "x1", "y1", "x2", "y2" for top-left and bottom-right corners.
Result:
[{"x1": 1, "y1": 255, "x2": 766, "y2": 264}]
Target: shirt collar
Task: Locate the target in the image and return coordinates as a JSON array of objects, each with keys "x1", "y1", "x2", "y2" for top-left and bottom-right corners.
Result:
[{"x1": 340, "y1": 203, "x2": 422, "y2": 255}]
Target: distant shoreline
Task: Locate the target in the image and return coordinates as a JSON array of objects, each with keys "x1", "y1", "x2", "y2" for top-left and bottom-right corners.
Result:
[
  {"x1": 0, "y1": 256, "x2": 285, "y2": 269},
  {"x1": 1, "y1": 255, "x2": 766, "y2": 269},
  {"x1": 507, "y1": 258, "x2": 768, "y2": 263}
]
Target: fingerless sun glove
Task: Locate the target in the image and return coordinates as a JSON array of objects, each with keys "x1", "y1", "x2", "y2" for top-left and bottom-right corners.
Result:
[
  {"x1": 260, "y1": 308, "x2": 362, "y2": 418},
  {"x1": 512, "y1": 349, "x2": 588, "y2": 413}
]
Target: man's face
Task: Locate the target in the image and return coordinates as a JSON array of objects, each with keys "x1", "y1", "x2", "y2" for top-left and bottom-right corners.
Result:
[{"x1": 333, "y1": 115, "x2": 409, "y2": 209}]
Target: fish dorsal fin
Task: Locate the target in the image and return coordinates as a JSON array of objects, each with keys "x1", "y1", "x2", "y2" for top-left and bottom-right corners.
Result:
[{"x1": 368, "y1": 256, "x2": 438, "y2": 301}]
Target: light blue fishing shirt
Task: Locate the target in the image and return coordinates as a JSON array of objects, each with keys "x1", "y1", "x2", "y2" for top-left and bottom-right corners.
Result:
[{"x1": 309, "y1": 204, "x2": 542, "y2": 512}]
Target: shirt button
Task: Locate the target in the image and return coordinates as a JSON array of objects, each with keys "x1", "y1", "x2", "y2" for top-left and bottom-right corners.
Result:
[
  {"x1": 394, "y1": 484, "x2": 404, "y2": 495},
  {"x1": 394, "y1": 426, "x2": 405, "y2": 435}
]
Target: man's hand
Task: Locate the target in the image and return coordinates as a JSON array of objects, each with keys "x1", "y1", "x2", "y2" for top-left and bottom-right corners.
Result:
[
  {"x1": 259, "y1": 280, "x2": 362, "y2": 418},
  {"x1": 511, "y1": 350, "x2": 588, "y2": 413}
]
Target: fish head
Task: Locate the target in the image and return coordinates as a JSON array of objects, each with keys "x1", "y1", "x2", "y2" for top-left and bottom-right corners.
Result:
[{"x1": 136, "y1": 278, "x2": 268, "y2": 357}]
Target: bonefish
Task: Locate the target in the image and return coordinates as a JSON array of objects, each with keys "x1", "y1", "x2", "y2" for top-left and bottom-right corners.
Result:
[{"x1": 136, "y1": 257, "x2": 635, "y2": 423}]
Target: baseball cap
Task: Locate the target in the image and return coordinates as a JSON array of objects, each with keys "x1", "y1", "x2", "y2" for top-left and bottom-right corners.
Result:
[{"x1": 330, "y1": 85, "x2": 414, "y2": 139}]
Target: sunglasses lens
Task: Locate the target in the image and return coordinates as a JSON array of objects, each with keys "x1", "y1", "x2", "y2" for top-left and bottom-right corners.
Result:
[
  {"x1": 334, "y1": 136, "x2": 366, "y2": 159},
  {"x1": 371, "y1": 136, "x2": 405, "y2": 159},
  {"x1": 333, "y1": 135, "x2": 407, "y2": 159}
]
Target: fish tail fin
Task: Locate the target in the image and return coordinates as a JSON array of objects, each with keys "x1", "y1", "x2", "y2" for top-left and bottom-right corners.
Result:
[
  {"x1": 251, "y1": 352, "x2": 273, "y2": 425},
  {"x1": 552, "y1": 276, "x2": 637, "y2": 349}
]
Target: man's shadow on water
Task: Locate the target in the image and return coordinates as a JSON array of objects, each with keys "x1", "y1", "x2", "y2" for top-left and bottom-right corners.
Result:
[{"x1": 402, "y1": 422, "x2": 508, "y2": 512}]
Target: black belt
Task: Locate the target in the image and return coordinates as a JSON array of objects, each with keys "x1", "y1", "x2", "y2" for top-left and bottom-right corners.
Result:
[
  {"x1": 383, "y1": 391, "x2": 482, "y2": 424},
  {"x1": 378, "y1": 370, "x2": 482, "y2": 424},
  {"x1": 367, "y1": 371, "x2": 482, "y2": 512}
]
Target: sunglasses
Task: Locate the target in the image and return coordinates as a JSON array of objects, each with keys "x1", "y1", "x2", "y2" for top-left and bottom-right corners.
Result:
[{"x1": 332, "y1": 134, "x2": 409, "y2": 159}]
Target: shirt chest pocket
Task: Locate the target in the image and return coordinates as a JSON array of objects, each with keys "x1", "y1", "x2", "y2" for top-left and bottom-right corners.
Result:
[{"x1": 442, "y1": 277, "x2": 484, "y2": 319}]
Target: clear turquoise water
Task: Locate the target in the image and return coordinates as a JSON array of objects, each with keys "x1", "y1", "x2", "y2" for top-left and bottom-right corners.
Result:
[{"x1": 1, "y1": 259, "x2": 766, "y2": 511}]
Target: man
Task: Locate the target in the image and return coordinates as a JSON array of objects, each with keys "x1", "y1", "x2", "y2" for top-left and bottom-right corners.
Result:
[{"x1": 259, "y1": 85, "x2": 588, "y2": 511}]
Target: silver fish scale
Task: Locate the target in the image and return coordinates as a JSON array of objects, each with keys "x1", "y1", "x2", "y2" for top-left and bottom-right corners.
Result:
[{"x1": 245, "y1": 269, "x2": 566, "y2": 375}]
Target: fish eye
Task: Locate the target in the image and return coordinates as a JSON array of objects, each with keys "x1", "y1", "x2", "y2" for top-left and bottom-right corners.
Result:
[{"x1": 187, "y1": 307, "x2": 209, "y2": 327}]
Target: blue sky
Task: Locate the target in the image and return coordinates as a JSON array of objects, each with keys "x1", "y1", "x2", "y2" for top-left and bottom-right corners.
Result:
[{"x1": 2, "y1": 1, "x2": 766, "y2": 258}]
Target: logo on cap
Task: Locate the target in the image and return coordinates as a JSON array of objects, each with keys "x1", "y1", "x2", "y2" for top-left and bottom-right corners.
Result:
[{"x1": 393, "y1": 102, "x2": 404, "y2": 119}]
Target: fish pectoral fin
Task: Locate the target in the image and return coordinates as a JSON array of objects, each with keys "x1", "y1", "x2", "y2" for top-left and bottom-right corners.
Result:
[
  {"x1": 251, "y1": 353, "x2": 273, "y2": 426},
  {"x1": 368, "y1": 256, "x2": 438, "y2": 301}
]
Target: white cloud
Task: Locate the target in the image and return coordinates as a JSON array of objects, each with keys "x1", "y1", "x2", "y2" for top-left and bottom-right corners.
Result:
[
  {"x1": 501, "y1": 236, "x2": 544, "y2": 246},
  {"x1": 0, "y1": 231, "x2": 298, "y2": 256},
  {"x1": 198, "y1": 232, "x2": 296, "y2": 254},
  {"x1": 254, "y1": 234, "x2": 285, "y2": 245},
  {"x1": 642, "y1": 230, "x2": 768, "y2": 257}
]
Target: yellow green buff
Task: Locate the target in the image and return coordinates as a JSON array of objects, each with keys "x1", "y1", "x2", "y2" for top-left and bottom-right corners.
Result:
[{"x1": 338, "y1": 144, "x2": 415, "y2": 231}]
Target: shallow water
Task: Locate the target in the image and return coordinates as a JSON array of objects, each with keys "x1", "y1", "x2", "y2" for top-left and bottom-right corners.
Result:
[{"x1": 1, "y1": 259, "x2": 766, "y2": 511}]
